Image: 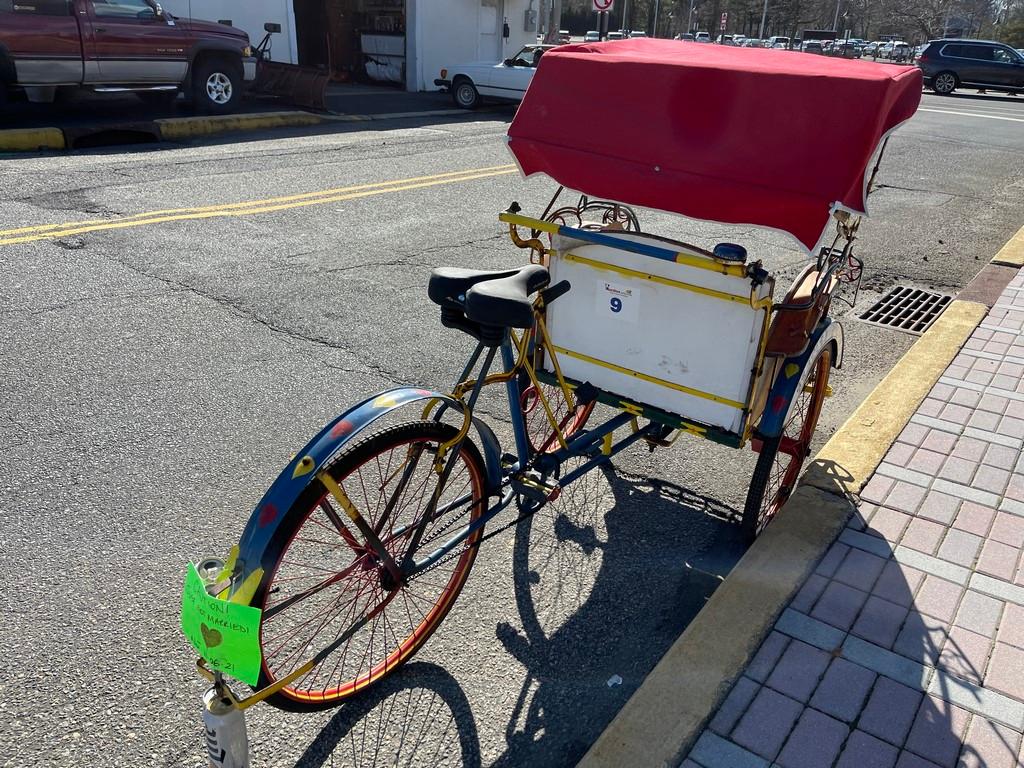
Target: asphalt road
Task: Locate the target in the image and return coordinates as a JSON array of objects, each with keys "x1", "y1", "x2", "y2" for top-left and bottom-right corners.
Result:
[{"x1": 0, "y1": 91, "x2": 1022, "y2": 768}]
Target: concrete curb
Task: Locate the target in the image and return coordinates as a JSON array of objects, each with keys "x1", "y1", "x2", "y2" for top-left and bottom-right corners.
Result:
[
  {"x1": 0, "y1": 107, "x2": 468, "y2": 152},
  {"x1": 991, "y1": 223, "x2": 1024, "y2": 268},
  {"x1": 0, "y1": 127, "x2": 65, "y2": 152},
  {"x1": 155, "y1": 110, "x2": 327, "y2": 140},
  {"x1": 579, "y1": 263, "x2": 1019, "y2": 766}
]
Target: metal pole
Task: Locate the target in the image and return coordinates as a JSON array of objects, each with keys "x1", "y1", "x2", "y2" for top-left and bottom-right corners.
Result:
[
  {"x1": 831, "y1": 0, "x2": 841, "y2": 31},
  {"x1": 688, "y1": 0, "x2": 696, "y2": 34},
  {"x1": 758, "y1": 0, "x2": 767, "y2": 38},
  {"x1": 653, "y1": 0, "x2": 660, "y2": 36}
]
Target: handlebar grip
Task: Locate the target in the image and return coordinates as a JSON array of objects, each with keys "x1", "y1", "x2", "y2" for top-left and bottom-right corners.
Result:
[{"x1": 540, "y1": 280, "x2": 571, "y2": 306}]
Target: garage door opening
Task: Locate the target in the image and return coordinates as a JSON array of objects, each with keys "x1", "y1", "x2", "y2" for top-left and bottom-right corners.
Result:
[{"x1": 291, "y1": 0, "x2": 406, "y2": 86}]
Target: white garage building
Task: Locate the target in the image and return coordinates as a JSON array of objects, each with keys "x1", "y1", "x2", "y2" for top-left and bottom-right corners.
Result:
[{"x1": 162, "y1": 0, "x2": 540, "y2": 92}]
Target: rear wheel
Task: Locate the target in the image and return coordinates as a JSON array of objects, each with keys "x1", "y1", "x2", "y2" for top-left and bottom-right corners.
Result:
[
  {"x1": 932, "y1": 71, "x2": 958, "y2": 95},
  {"x1": 254, "y1": 420, "x2": 487, "y2": 710},
  {"x1": 742, "y1": 346, "x2": 832, "y2": 541},
  {"x1": 521, "y1": 383, "x2": 594, "y2": 454}
]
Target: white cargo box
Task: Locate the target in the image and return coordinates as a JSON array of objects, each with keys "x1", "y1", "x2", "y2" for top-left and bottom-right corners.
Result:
[{"x1": 543, "y1": 232, "x2": 773, "y2": 435}]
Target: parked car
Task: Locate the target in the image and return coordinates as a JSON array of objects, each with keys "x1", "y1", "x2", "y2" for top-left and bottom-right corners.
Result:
[
  {"x1": 435, "y1": 44, "x2": 554, "y2": 109},
  {"x1": 557, "y1": 30, "x2": 571, "y2": 44},
  {"x1": 741, "y1": 38, "x2": 764, "y2": 47},
  {"x1": 863, "y1": 41, "x2": 879, "y2": 56},
  {"x1": 917, "y1": 39, "x2": 1024, "y2": 95},
  {"x1": 766, "y1": 36, "x2": 790, "y2": 49},
  {"x1": 878, "y1": 40, "x2": 910, "y2": 59},
  {"x1": 695, "y1": 31, "x2": 711, "y2": 43},
  {"x1": 585, "y1": 30, "x2": 600, "y2": 42},
  {"x1": 716, "y1": 34, "x2": 737, "y2": 45},
  {"x1": 675, "y1": 33, "x2": 696, "y2": 41},
  {"x1": 802, "y1": 41, "x2": 824, "y2": 54},
  {"x1": 831, "y1": 40, "x2": 860, "y2": 58},
  {"x1": 0, "y1": 0, "x2": 255, "y2": 112}
]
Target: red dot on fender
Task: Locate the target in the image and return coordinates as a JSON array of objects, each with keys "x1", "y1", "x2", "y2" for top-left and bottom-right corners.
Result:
[
  {"x1": 258, "y1": 504, "x2": 278, "y2": 527},
  {"x1": 771, "y1": 395, "x2": 787, "y2": 414},
  {"x1": 331, "y1": 419, "x2": 354, "y2": 438}
]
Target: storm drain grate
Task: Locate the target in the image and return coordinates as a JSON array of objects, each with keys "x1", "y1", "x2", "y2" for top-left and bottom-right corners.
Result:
[{"x1": 858, "y1": 286, "x2": 952, "y2": 335}]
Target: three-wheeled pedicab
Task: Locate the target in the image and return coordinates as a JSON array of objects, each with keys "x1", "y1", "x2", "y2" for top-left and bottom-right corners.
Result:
[{"x1": 181, "y1": 40, "x2": 921, "y2": 766}]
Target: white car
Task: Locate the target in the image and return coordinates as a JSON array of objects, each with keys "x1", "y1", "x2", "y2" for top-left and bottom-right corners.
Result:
[{"x1": 435, "y1": 45, "x2": 554, "y2": 109}]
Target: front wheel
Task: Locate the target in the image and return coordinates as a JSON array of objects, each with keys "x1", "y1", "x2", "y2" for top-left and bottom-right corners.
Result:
[
  {"x1": 742, "y1": 346, "x2": 832, "y2": 541},
  {"x1": 932, "y1": 71, "x2": 958, "y2": 95},
  {"x1": 452, "y1": 78, "x2": 480, "y2": 109},
  {"x1": 253, "y1": 420, "x2": 487, "y2": 711},
  {"x1": 191, "y1": 59, "x2": 243, "y2": 114}
]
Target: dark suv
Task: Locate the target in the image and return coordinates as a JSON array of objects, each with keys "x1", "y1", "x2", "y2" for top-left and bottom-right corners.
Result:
[{"x1": 917, "y1": 39, "x2": 1024, "y2": 95}]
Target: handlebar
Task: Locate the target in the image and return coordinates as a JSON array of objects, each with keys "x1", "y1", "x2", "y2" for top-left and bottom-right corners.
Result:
[{"x1": 539, "y1": 280, "x2": 571, "y2": 306}]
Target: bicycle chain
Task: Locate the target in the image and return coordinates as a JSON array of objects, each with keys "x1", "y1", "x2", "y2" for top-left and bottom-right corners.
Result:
[{"x1": 407, "y1": 492, "x2": 541, "y2": 582}]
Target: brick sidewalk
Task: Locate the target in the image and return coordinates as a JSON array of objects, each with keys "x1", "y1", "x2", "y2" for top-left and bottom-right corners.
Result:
[{"x1": 684, "y1": 271, "x2": 1024, "y2": 768}]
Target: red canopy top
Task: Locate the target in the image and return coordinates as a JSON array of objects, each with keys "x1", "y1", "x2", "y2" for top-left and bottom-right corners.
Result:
[{"x1": 507, "y1": 39, "x2": 922, "y2": 251}]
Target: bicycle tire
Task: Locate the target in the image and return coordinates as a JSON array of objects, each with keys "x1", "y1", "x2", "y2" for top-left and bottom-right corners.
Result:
[
  {"x1": 522, "y1": 383, "x2": 595, "y2": 454},
  {"x1": 742, "y1": 346, "x2": 832, "y2": 542},
  {"x1": 253, "y1": 420, "x2": 486, "y2": 711}
]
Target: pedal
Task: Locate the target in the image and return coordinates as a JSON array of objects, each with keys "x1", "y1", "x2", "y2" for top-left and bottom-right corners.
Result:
[{"x1": 511, "y1": 471, "x2": 561, "y2": 503}]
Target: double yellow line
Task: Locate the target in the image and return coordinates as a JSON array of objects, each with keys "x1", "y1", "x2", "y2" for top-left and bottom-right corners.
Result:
[{"x1": 0, "y1": 164, "x2": 517, "y2": 247}]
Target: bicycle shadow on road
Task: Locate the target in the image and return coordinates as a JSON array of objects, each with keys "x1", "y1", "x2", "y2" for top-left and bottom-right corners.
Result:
[
  {"x1": 293, "y1": 661, "x2": 481, "y2": 768},
  {"x1": 490, "y1": 461, "x2": 747, "y2": 767}
]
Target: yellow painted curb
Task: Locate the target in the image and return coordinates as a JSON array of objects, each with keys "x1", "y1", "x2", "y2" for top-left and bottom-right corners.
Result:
[
  {"x1": 156, "y1": 111, "x2": 326, "y2": 140},
  {"x1": 580, "y1": 485, "x2": 855, "y2": 768},
  {"x1": 991, "y1": 223, "x2": 1024, "y2": 267},
  {"x1": 802, "y1": 298, "x2": 987, "y2": 498},
  {"x1": 0, "y1": 127, "x2": 65, "y2": 152}
]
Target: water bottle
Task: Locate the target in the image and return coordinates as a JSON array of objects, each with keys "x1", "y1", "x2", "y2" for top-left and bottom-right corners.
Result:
[{"x1": 202, "y1": 686, "x2": 249, "y2": 768}]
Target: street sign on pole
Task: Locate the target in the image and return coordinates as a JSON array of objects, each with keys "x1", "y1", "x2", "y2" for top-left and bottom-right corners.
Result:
[
  {"x1": 720, "y1": 11, "x2": 727, "y2": 30},
  {"x1": 593, "y1": 0, "x2": 614, "y2": 12}
]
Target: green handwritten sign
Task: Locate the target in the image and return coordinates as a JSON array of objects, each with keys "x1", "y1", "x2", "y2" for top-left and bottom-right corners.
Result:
[{"x1": 180, "y1": 563, "x2": 262, "y2": 686}]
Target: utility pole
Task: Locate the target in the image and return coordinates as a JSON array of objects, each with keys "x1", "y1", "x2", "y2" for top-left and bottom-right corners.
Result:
[
  {"x1": 653, "y1": 0, "x2": 661, "y2": 36},
  {"x1": 832, "y1": 0, "x2": 841, "y2": 31},
  {"x1": 688, "y1": 0, "x2": 698, "y2": 34},
  {"x1": 758, "y1": 0, "x2": 768, "y2": 38}
]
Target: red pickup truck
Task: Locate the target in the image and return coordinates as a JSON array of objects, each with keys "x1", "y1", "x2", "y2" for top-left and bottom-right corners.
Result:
[{"x1": 0, "y1": 0, "x2": 256, "y2": 112}]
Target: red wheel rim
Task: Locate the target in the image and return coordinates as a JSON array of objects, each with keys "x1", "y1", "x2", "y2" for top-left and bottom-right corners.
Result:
[
  {"x1": 757, "y1": 348, "x2": 831, "y2": 532},
  {"x1": 522, "y1": 383, "x2": 594, "y2": 454},
  {"x1": 258, "y1": 432, "x2": 484, "y2": 704}
]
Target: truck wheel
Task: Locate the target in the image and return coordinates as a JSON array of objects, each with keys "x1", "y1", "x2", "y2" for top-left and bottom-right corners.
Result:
[{"x1": 192, "y1": 59, "x2": 242, "y2": 114}]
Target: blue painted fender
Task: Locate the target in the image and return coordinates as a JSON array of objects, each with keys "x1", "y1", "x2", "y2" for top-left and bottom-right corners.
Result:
[
  {"x1": 756, "y1": 319, "x2": 844, "y2": 439},
  {"x1": 229, "y1": 386, "x2": 503, "y2": 595}
]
